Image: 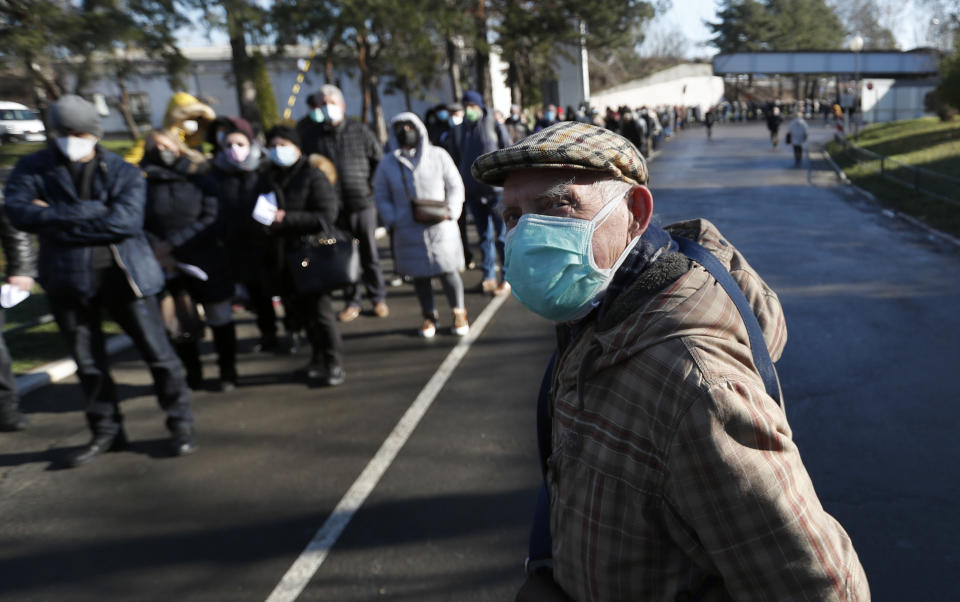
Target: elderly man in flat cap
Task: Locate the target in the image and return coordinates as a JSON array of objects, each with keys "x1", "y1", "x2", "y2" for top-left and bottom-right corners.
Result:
[
  {"x1": 473, "y1": 122, "x2": 868, "y2": 602},
  {"x1": 3, "y1": 95, "x2": 197, "y2": 467}
]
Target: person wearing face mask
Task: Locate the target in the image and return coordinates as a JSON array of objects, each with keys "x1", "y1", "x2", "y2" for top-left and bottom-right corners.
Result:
[
  {"x1": 471, "y1": 122, "x2": 869, "y2": 602},
  {"x1": 210, "y1": 118, "x2": 281, "y2": 352},
  {"x1": 298, "y1": 85, "x2": 389, "y2": 324},
  {"x1": 3, "y1": 95, "x2": 197, "y2": 466},
  {"x1": 442, "y1": 90, "x2": 512, "y2": 296},
  {"x1": 534, "y1": 104, "x2": 559, "y2": 133},
  {"x1": 505, "y1": 104, "x2": 530, "y2": 144},
  {"x1": 256, "y1": 125, "x2": 345, "y2": 386},
  {"x1": 373, "y1": 114, "x2": 468, "y2": 338},
  {"x1": 437, "y1": 101, "x2": 474, "y2": 272},
  {"x1": 124, "y1": 92, "x2": 216, "y2": 165},
  {"x1": 141, "y1": 130, "x2": 237, "y2": 393},
  {"x1": 424, "y1": 103, "x2": 452, "y2": 146}
]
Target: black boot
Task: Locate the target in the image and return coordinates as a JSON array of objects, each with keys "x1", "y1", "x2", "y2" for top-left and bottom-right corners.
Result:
[
  {"x1": 0, "y1": 404, "x2": 27, "y2": 432},
  {"x1": 170, "y1": 423, "x2": 197, "y2": 456},
  {"x1": 174, "y1": 339, "x2": 204, "y2": 390},
  {"x1": 66, "y1": 429, "x2": 128, "y2": 468},
  {"x1": 212, "y1": 323, "x2": 238, "y2": 392}
]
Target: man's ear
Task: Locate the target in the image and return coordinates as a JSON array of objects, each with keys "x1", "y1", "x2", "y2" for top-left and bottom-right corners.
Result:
[{"x1": 627, "y1": 184, "x2": 653, "y2": 236}]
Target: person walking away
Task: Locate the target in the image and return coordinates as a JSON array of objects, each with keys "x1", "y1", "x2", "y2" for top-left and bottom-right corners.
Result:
[
  {"x1": 302, "y1": 85, "x2": 388, "y2": 323},
  {"x1": 504, "y1": 104, "x2": 529, "y2": 144},
  {"x1": 705, "y1": 107, "x2": 715, "y2": 139},
  {"x1": 787, "y1": 111, "x2": 810, "y2": 167},
  {"x1": 374, "y1": 114, "x2": 468, "y2": 338},
  {"x1": 0, "y1": 190, "x2": 37, "y2": 432},
  {"x1": 444, "y1": 90, "x2": 511, "y2": 296},
  {"x1": 257, "y1": 126, "x2": 345, "y2": 386},
  {"x1": 3, "y1": 95, "x2": 196, "y2": 466},
  {"x1": 439, "y1": 102, "x2": 475, "y2": 271},
  {"x1": 141, "y1": 129, "x2": 238, "y2": 392},
  {"x1": 472, "y1": 121, "x2": 869, "y2": 601},
  {"x1": 211, "y1": 119, "x2": 280, "y2": 352},
  {"x1": 765, "y1": 105, "x2": 783, "y2": 149}
]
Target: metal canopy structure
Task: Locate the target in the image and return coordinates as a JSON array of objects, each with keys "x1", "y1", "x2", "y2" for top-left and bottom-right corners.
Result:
[{"x1": 713, "y1": 50, "x2": 940, "y2": 78}]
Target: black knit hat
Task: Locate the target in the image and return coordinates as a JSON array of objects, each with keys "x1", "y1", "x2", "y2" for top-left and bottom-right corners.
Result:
[{"x1": 265, "y1": 124, "x2": 301, "y2": 149}]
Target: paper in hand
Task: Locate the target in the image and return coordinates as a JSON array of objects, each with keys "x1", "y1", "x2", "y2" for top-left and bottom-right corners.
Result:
[
  {"x1": 0, "y1": 284, "x2": 30, "y2": 308},
  {"x1": 252, "y1": 192, "x2": 278, "y2": 225}
]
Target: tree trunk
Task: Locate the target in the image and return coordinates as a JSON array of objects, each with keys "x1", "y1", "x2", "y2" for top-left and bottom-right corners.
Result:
[
  {"x1": 446, "y1": 37, "x2": 463, "y2": 101},
  {"x1": 116, "y1": 80, "x2": 142, "y2": 139},
  {"x1": 226, "y1": 3, "x2": 263, "y2": 126},
  {"x1": 356, "y1": 34, "x2": 371, "y2": 124},
  {"x1": 508, "y1": 57, "x2": 523, "y2": 108},
  {"x1": 370, "y1": 74, "x2": 388, "y2": 146},
  {"x1": 473, "y1": 1, "x2": 493, "y2": 107}
]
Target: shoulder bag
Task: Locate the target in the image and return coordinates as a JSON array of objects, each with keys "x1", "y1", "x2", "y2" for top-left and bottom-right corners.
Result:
[
  {"x1": 285, "y1": 229, "x2": 360, "y2": 294},
  {"x1": 398, "y1": 160, "x2": 449, "y2": 225}
]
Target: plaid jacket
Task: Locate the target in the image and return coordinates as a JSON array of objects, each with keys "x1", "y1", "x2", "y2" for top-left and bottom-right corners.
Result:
[{"x1": 547, "y1": 219, "x2": 868, "y2": 601}]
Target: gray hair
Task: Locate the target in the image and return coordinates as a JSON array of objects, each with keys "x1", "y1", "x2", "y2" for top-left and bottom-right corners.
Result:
[{"x1": 320, "y1": 84, "x2": 344, "y2": 106}]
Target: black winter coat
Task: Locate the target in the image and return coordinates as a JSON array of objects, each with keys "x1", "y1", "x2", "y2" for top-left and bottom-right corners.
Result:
[
  {"x1": 296, "y1": 117, "x2": 381, "y2": 214},
  {"x1": 143, "y1": 157, "x2": 232, "y2": 303},
  {"x1": 256, "y1": 156, "x2": 340, "y2": 293},
  {"x1": 3, "y1": 146, "x2": 164, "y2": 299},
  {"x1": 0, "y1": 190, "x2": 37, "y2": 280},
  {"x1": 211, "y1": 158, "x2": 270, "y2": 282}
]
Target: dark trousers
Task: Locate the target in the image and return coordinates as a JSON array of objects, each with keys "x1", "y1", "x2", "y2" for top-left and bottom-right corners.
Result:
[
  {"x1": 0, "y1": 311, "x2": 20, "y2": 417},
  {"x1": 285, "y1": 292, "x2": 343, "y2": 368},
  {"x1": 793, "y1": 144, "x2": 804, "y2": 166},
  {"x1": 49, "y1": 266, "x2": 193, "y2": 438},
  {"x1": 342, "y1": 207, "x2": 386, "y2": 307},
  {"x1": 244, "y1": 278, "x2": 278, "y2": 339},
  {"x1": 467, "y1": 194, "x2": 506, "y2": 282}
]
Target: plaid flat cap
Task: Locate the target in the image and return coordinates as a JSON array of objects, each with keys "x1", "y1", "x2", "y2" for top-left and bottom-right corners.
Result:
[{"x1": 471, "y1": 121, "x2": 648, "y2": 186}]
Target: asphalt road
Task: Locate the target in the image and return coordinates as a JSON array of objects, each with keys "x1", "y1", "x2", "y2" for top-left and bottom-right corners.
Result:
[{"x1": 2, "y1": 121, "x2": 958, "y2": 601}]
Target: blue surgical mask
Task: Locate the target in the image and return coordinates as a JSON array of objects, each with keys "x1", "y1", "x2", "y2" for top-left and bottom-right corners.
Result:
[
  {"x1": 436, "y1": 109, "x2": 449, "y2": 122},
  {"x1": 544, "y1": 111, "x2": 556, "y2": 121},
  {"x1": 268, "y1": 145, "x2": 300, "y2": 167},
  {"x1": 504, "y1": 196, "x2": 639, "y2": 322},
  {"x1": 310, "y1": 108, "x2": 325, "y2": 123}
]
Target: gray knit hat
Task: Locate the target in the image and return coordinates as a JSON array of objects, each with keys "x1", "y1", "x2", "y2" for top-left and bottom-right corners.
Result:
[
  {"x1": 472, "y1": 121, "x2": 648, "y2": 186},
  {"x1": 49, "y1": 95, "x2": 103, "y2": 138}
]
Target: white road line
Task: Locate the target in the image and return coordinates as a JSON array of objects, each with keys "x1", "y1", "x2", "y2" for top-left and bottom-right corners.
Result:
[{"x1": 265, "y1": 292, "x2": 511, "y2": 602}]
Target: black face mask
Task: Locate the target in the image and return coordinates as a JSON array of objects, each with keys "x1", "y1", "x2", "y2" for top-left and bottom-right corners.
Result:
[{"x1": 396, "y1": 128, "x2": 419, "y2": 149}]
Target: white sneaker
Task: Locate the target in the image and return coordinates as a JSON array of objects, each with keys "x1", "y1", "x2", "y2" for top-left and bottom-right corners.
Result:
[
  {"x1": 419, "y1": 318, "x2": 437, "y2": 338},
  {"x1": 451, "y1": 308, "x2": 470, "y2": 336}
]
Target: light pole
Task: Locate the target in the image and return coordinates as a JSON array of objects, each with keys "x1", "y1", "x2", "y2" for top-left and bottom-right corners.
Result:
[{"x1": 849, "y1": 34, "x2": 864, "y2": 140}]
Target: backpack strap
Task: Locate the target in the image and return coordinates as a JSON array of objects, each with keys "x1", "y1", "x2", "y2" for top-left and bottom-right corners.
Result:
[{"x1": 526, "y1": 237, "x2": 783, "y2": 592}]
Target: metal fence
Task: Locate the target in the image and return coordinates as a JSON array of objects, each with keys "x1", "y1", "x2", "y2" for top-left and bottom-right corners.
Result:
[{"x1": 834, "y1": 135, "x2": 960, "y2": 207}]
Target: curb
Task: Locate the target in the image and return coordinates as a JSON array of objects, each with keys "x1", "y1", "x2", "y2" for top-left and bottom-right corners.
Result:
[
  {"x1": 16, "y1": 334, "x2": 133, "y2": 397},
  {"x1": 818, "y1": 147, "x2": 960, "y2": 251}
]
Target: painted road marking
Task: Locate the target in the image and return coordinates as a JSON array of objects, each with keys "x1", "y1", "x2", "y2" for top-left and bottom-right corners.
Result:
[{"x1": 265, "y1": 292, "x2": 511, "y2": 602}]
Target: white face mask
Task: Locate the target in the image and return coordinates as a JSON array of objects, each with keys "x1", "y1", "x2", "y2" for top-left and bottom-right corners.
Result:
[
  {"x1": 450, "y1": 114, "x2": 464, "y2": 126},
  {"x1": 269, "y1": 144, "x2": 300, "y2": 167},
  {"x1": 323, "y1": 103, "x2": 344, "y2": 124},
  {"x1": 56, "y1": 136, "x2": 97, "y2": 162},
  {"x1": 182, "y1": 119, "x2": 199, "y2": 134}
]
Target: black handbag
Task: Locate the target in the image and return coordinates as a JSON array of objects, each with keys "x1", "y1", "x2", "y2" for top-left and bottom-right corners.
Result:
[
  {"x1": 285, "y1": 231, "x2": 360, "y2": 294},
  {"x1": 398, "y1": 161, "x2": 449, "y2": 225}
]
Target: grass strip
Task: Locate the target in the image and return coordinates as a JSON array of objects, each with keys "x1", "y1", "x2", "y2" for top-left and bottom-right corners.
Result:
[{"x1": 825, "y1": 117, "x2": 960, "y2": 239}]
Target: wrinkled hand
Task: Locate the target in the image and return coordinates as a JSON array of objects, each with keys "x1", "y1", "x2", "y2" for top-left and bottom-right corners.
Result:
[
  {"x1": 31, "y1": 199, "x2": 49, "y2": 208},
  {"x1": 7, "y1": 275, "x2": 34, "y2": 291}
]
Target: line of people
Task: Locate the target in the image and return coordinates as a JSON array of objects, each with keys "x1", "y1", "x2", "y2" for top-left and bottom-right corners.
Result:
[{"x1": 0, "y1": 85, "x2": 515, "y2": 467}]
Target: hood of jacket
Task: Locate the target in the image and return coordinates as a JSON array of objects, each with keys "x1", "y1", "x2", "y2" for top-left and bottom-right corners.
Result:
[
  {"x1": 388, "y1": 112, "x2": 430, "y2": 166},
  {"x1": 581, "y1": 218, "x2": 787, "y2": 377}
]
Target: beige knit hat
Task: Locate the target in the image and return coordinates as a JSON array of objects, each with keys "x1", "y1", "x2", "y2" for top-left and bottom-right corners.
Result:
[{"x1": 471, "y1": 121, "x2": 648, "y2": 186}]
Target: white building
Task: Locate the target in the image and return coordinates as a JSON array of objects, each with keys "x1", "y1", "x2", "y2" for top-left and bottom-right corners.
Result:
[{"x1": 588, "y1": 63, "x2": 725, "y2": 114}]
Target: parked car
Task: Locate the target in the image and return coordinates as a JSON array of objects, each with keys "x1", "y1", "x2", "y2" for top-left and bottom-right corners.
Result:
[{"x1": 0, "y1": 101, "x2": 46, "y2": 143}]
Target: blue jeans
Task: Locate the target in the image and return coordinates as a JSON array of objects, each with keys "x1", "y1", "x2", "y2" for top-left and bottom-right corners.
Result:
[{"x1": 468, "y1": 194, "x2": 506, "y2": 281}]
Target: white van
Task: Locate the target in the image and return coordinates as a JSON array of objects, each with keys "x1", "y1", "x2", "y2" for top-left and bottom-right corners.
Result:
[{"x1": 0, "y1": 101, "x2": 46, "y2": 143}]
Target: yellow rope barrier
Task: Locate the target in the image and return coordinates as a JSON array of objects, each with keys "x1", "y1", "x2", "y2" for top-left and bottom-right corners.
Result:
[{"x1": 282, "y1": 51, "x2": 317, "y2": 121}]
